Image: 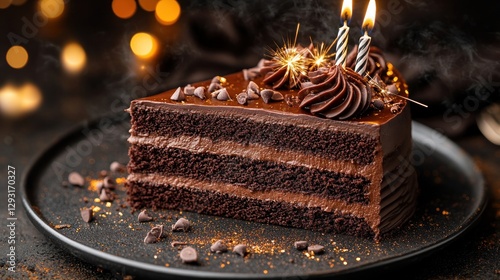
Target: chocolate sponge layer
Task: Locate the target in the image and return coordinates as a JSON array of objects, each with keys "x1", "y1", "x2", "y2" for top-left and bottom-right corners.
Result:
[
  {"x1": 129, "y1": 144, "x2": 370, "y2": 204},
  {"x1": 126, "y1": 179, "x2": 375, "y2": 239},
  {"x1": 130, "y1": 105, "x2": 377, "y2": 165}
]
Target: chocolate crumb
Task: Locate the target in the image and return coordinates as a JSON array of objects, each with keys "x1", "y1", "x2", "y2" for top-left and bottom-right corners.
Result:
[
  {"x1": 80, "y1": 207, "x2": 93, "y2": 223},
  {"x1": 236, "y1": 92, "x2": 248, "y2": 105},
  {"x1": 68, "y1": 172, "x2": 85, "y2": 187},
  {"x1": 110, "y1": 161, "x2": 126, "y2": 173},
  {"x1": 294, "y1": 241, "x2": 308, "y2": 251},
  {"x1": 289, "y1": 258, "x2": 295, "y2": 263},
  {"x1": 233, "y1": 244, "x2": 247, "y2": 257},
  {"x1": 143, "y1": 231, "x2": 158, "y2": 244},
  {"x1": 285, "y1": 94, "x2": 300, "y2": 107},
  {"x1": 172, "y1": 218, "x2": 190, "y2": 232},
  {"x1": 138, "y1": 210, "x2": 153, "y2": 222},
  {"x1": 193, "y1": 87, "x2": 206, "y2": 100},
  {"x1": 171, "y1": 241, "x2": 187, "y2": 247},
  {"x1": 54, "y1": 224, "x2": 71, "y2": 230},
  {"x1": 61, "y1": 181, "x2": 69, "y2": 188},
  {"x1": 210, "y1": 240, "x2": 228, "y2": 254},
  {"x1": 307, "y1": 244, "x2": 324, "y2": 254},
  {"x1": 180, "y1": 246, "x2": 198, "y2": 264},
  {"x1": 170, "y1": 87, "x2": 185, "y2": 102},
  {"x1": 96, "y1": 181, "x2": 104, "y2": 194},
  {"x1": 98, "y1": 170, "x2": 108, "y2": 178}
]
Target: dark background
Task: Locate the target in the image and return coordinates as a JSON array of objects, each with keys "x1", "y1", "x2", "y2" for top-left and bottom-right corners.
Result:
[{"x1": 0, "y1": 0, "x2": 499, "y2": 278}]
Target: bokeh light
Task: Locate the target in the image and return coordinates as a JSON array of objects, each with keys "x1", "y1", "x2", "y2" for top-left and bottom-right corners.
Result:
[
  {"x1": 155, "y1": 0, "x2": 181, "y2": 25},
  {"x1": 112, "y1": 0, "x2": 137, "y2": 19},
  {"x1": 39, "y1": 0, "x2": 65, "y2": 19},
  {"x1": 0, "y1": 83, "x2": 42, "y2": 117},
  {"x1": 138, "y1": 0, "x2": 158, "y2": 12},
  {"x1": 6, "y1": 46, "x2": 28, "y2": 69},
  {"x1": 61, "y1": 42, "x2": 87, "y2": 74},
  {"x1": 130, "y1": 32, "x2": 158, "y2": 59},
  {"x1": 0, "y1": 0, "x2": 11, "y2": 9}
]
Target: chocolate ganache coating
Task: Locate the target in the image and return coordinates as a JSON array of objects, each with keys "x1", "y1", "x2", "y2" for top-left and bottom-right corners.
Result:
[{"x1": 298, "y1": 65, "x2": 372, "y2": 120}]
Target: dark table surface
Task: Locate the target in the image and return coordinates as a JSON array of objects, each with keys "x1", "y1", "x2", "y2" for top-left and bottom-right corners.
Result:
[{"x1": 1, "y1": 1, "x2": 499, "y2": 279}]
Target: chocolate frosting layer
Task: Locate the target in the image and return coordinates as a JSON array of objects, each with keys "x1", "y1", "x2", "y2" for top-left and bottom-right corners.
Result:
[{"x1": 298, "y1": 66, "x2": 372, "y2": 119}]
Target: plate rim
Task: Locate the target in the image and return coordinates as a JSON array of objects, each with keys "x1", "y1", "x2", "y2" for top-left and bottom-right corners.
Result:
[{"x1": 21, "y1": 118, "x2": 488, "y2": 279}]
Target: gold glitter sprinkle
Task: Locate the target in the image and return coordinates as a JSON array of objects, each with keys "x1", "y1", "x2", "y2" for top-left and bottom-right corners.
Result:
[
  {"x1": 343, "y1": 261, "x2": 348, "y2": 265},
  {"x1": 94, "y1": 198, "x2": 101, "y2": 203},
  {"x1": 263, "y1": 270, "x2": 268, "y2": 274},
  {"x1": 442, "y1": 210, "x2": 450, "y2": 216},
  {"x1": 106, "y1": 202, "x2": 112, "y2": 208},
  {"x1": 93, "y1": 206, "x2": 101, "y2": 213},
  {"x1": 115, "y1": 177, "x2": 127, "y2": 184},
  {"x1": 88, "y1": 179, "x2": 101, "y2": 192},
  {"x1": 165, "y1": 263, "x2": 170, "y2": 267},
  {"x1": 118, "y1": 212, "x2": 123, "y2": 216},
  {"x1": 356, "y1": 257, "x2": 361, "y2": 261},
  {"x1": 220, "y1": 263, "x2": 225, "y2": 268}
]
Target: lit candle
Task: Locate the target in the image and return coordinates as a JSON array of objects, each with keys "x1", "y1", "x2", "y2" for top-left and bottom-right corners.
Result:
[
  {"x1": 355, "y1": 0, "x2": 376, "y2": 75},
  {"x1": 335, "y1": 0, "x2": 352, "y2": 67}
]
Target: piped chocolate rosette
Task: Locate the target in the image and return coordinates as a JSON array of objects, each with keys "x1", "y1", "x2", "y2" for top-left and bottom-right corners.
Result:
[
  {"x1": 346, "y1": 45, "x2": 387, "y2": 79},
  {"x1": 298, "y1": 66, "x2": 372, "y2": 120}
]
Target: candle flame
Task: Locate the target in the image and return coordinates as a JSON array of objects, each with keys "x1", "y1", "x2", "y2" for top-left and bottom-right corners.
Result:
[
  {"x1": 340, "y1": 0, "x2": 352, "y2": 23},
  {"x1": 362, "y1": 0, "x2": 376, "y2": 32}
]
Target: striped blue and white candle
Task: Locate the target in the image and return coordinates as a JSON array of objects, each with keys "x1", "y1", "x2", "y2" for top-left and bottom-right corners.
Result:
[
  {"x1": 335, "y1": 0, "x2": 352, "y2": 67},
  {"x1": 355, "y1": 0, "x2": 376, "y2": 76}
]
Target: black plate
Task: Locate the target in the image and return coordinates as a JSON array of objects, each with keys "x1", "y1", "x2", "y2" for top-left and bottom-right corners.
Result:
[{"x1": 21, "y1": 114, "x2": 486, "y2": 279}]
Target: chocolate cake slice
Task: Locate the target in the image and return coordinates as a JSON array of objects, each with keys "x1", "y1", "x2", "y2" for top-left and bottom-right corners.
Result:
[{"x1": 126, "y1": 45, "x2": 418, "y2": 240}]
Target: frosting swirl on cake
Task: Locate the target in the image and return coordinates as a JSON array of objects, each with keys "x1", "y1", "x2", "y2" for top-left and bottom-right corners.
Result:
[
  {"x1": 298, "y1": 65, "x2": 372, "y2": 120},
  {"x1": 346, "y1": 45, "x2": 387, "y2": 78}
]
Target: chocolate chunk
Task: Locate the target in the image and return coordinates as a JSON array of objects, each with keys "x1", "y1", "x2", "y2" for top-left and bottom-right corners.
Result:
[
  {"x1": 242, "y1": 69, "x2": 251, "y2": 81},
  {"x1": 96, "y1": 181, "x2": 104, "y2": 194},
  {"x1": 179, "y1": 246, "x2": 198, "y2": 264},
  {"x1": 143, "y1": 231, "x2": 158, "y2": 244},
  {"x1": 390, "y1": 105, "x2": 401, "y2": 114},
  {"x1": 216, "y1": 88, "x2": 230, "y2": 101},
  {"x1": 386, "y1": 84, "x2": 398, "y2": 95},
  {"x1": 233, "y1": 244, "x2": 247, "y2": 257},
  {"x1": 184, "y1": 84, "x2": 195, "y2": 95},
  {"x1": 307, "y1": 244, "x2": 324, "y2": 254},
  {"x1": 138, "y1": 209, "x2": 153, "y2": 222},
  {"x1": 236, "y1": 92, "x2": 248, "y2": 105},
  {"x1": 210, "y1": 240, "x2": 228, "y2": 253},
  {"x1": 193, "y1": 87, "x2": 206, "y2": 100},
  {"x1": 271, "y1": 91, "x2": 284, "y2": 101},
  {"x1": 211, "y1": 76, "x2": 222, "y2": 84},
  {"x1": 171, "y1": 241, "x2": 187, "y2": 247},
  {"x1": 260, "y1": 89, "x2": 273, "y2": 104},
  {"x1": 170, "y1": 87, "x2": 185, "y2": 101},
  {"x1": 372, "y1": 99, "x2": 385, "y2": 111},
  {"x1": 247, "y1": 81, "x2": 260, "y2": 95},
  {"x1": 99, "y1": 189, "x2": 113, "y2": 202},
  {"x1": 208, "y1": 82, "x2": 223, "y2": 93},
  {"x1": 110, "y1": 161, "x2": 126, "y2": 173},
  {"x1": 172, "y1": 217, "x2": 190, "y2": 232},
  {"x1": 150, "y1": 225, "x2": 164, "y2": 238},
  {"x1": 246, "y1": 89, "x2": 260, "y2": 100},
  {"x1": 80, "y1": 207, "x2": 93, "y2": 223},
  {"x1": 68, "y1": 172, "x2": 85, "y2": 187},
  {"x1": 294, "y1": 241, "x2": 308, "y2": 251},
  {"x1": 103, "y1": 176, "x2": 115, "y2": 190}
]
